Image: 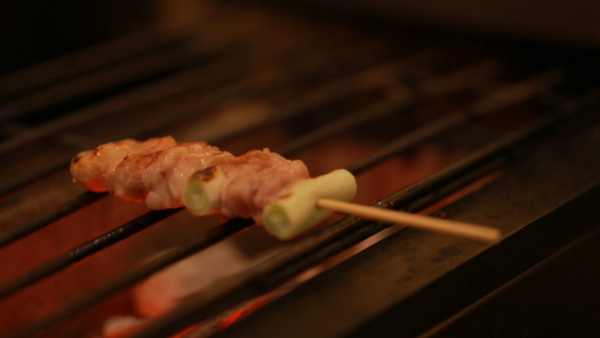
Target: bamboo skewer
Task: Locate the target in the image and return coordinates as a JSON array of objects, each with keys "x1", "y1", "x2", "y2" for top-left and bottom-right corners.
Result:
[{"x1": 316, "y1": 198, "x2": 501, "y2": 243}]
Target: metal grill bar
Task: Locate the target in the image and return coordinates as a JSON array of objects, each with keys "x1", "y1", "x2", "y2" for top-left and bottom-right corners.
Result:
[
  {"x1": 208, "y1": 52, "x2": 435, "y2": 145},
  {"x1": 10, "y1": 218, "x2": 254, "y2": 338},
  {"x1": 0, "y1": 191, "x2": 105, "y2": 249},
  {"x1": 0, "y1": 29, "x2": 188, "y2": 100},
  {"x1": 0, "y1": 36, "x2": 402, "y2": 154},
  {"x1": 0, "y1": 154, "x2": 74, "y2": 197},
  {"x1": 276, "y1": 59, "x2": 501, "y2": 155},
  {"x1": 346, "y1": 68, "x2": 563, "y2": 174},
  {"x1": 0, "y1": 43, "x2": 209, "y2": 123},
  {"x1": 276, "y1": 91, "x2": 413, "y2": 155},
  {"x1": 128, "y1": 94, "x2": 596, "y2": 338},
  {"x1": 0, "y1": 208, "x2": 181, "y2": 301},
  {"x1": 0, "y1": 55, "x2": 245, "y2": 154}
]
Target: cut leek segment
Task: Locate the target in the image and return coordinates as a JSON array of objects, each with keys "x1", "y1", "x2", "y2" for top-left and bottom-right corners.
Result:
[
  {"x1": 262, "y1": 169, "x2": 357, "y2": 240},
  {"x1": 183, "y1": 166, "x2": 225, "y2": 216}
]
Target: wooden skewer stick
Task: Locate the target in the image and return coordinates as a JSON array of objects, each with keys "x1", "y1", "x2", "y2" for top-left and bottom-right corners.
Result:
[{"x1": 316, "y1": 198, "x2": 501, "y2": 243}]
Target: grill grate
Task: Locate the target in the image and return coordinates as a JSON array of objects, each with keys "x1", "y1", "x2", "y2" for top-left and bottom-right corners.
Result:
[
  {"x1": 0, "y1": 66, "x2": 564, "y2": 300},
  {"x1": 0, "y1": 56, "x2": 498, "y2": 247},
  {"x1": 0, "y1": 40, "x2": 413, "y2": 196},
  {"x1": 1, "y1": 2, "x2": 600, "y2": 338},
  {"x1": 0, "y1": 29, "x2": 193, "y2": 102},
  {"x1": 126, "y1": 93, "x2": 600, "y2": 338}
]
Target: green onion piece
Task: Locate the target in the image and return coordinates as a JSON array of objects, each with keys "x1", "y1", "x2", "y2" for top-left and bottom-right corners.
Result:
[
  {"x1": 263, "y1": 169, "x2": 357, "y2": 239},
  {"x1": 183, "y1": 166, "x2": 225, "y2": 216}
]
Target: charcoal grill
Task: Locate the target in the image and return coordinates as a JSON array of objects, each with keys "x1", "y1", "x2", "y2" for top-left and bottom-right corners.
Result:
[{"x1": 1, "y1": 1, "x2": 600, "y2": 337}]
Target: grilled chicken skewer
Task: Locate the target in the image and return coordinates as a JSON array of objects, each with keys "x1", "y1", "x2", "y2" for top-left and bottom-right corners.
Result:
[
  {"x1": 70, "y1": 137, "x2": 357, "y2": 238},
  {"x1": 71, "y1": 137, "x2": 499, "y2": 242},
  {"x1": 70, "y1": 137, "x2": 349, "y2": 221}
]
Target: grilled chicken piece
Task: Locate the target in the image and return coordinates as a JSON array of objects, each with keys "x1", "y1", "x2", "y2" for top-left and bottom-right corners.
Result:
[
  {"x1": 106, "y1": 142, "x2": 233, "y2": 209},
  {"x1": 185, "y1": 148, "x2": 310, "y2": 221},
  {"x1": 70, "y1": 136, "x2": 177, "y2": 192},
  {"x1": 220, "y1": 149, "x2": 310, "y2": 221}
]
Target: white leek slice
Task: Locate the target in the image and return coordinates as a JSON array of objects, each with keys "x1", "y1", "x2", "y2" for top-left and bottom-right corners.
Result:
[
  {"x1": 262, "y1": 169, "x2": 357, "y2": 240},
  {"x1": 183, "y1": 166, "x2": 225, "y2": 216}
]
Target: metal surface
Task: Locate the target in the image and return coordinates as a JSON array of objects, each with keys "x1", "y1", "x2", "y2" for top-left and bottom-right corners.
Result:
[
  {"x1": 0, "y1": 51, "x2": 489, "y2": 254},
  {"x1": 0, "y1": 45, "x2": 414, "y2": 196},
  {"x1": 0, "y1": 192, "x2": 106, "y2": 249},
  {"x1": 271, "y1": 0, "x2": 600, "y2": 47},
  {"x1": 212, "y1": 108, "x2": 600, "y2": 338},
  {"x1": 203, "y1": 52, "x2": 433, "y2": 146},
  {"x1": 1, "y1": 2, "x2": 599, "y2": 337},
  {"x1": 0, "y1": 55, "x2": 245, "y2": 154},
  {"x1": 7, "y1": 85, "x2": 593, "y2": 337},
  {"x1": 0, "y1": 40, "x2": 207, "y2": 122},
  {"x1": 346, "y1": 68, "x2": 562, "y2": 174},
  {"x1": 0, "y1": 29, "x2": 182, "y2": 101},
  {"x1": 0, "y1": 208, "x2": 180, "y2": 301},
  {"x1": 125, "y1": 94, "x2": 600, "y2": 338},
  {"x1": 275, "y1": 59, "x2": 501, "y2": 155},
  {"x1": 0, "y1": 67, "x2": 554, "y2": 319},
  {"x1": 9, "y1": 218, "x2": 254, "y2": 338},
  {"x1": 420, "y1": 197, "x2": 600, "y2": 338}
]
